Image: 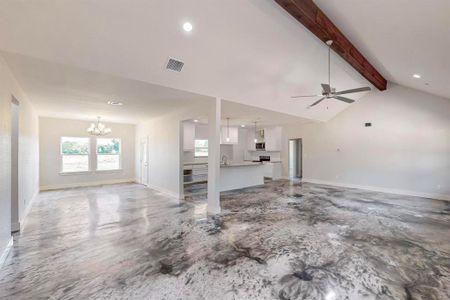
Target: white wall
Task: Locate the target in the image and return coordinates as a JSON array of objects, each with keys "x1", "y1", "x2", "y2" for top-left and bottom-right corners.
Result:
[
  {"x1": 282, "y1": 84, "x2": 450, "y2": 200},
  {"x1": 136, "y1": 113, "x2": 184, "y2": 198},
  {"x1": 39, "y1": 117, "x2": 135, "y2": 190},
  {"x1": 135, "y1": 102, "x2": 213, "y2": 199},
  {"x1": 17, "y1": 93, "x2": 39, "y2": 228},
  {"x1": 0, "y1": 54, "x2": 39, "y2": 262}
]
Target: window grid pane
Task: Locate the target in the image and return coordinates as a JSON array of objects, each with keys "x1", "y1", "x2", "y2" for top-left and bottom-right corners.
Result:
[
  {"x1": 96, "y1": 138, "x2": 121, "y2": 154},
  {"x1": 194, "y1": 139, "x2": 208, "y2": 157},
  {"x1": 96, "y1": 138, "x2": 121, "y2": 170},
  {"x1": 61, "y1": 137, "x2": 89, "y2": 155},
  {"x1": 62, "y1": 155, "x2": 89, "y2": 172},
  {"x1": 97, "y1": 155, "x2": 120, "y2": 170},
  {"x1": 61, "y1": 137, "x2": 90, "y2": 173}
]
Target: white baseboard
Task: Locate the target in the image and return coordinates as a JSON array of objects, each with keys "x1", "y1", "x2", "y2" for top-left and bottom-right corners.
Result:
[
  {"x1": 0, "y1": 237, "x2": 13, "y2": 269},
  {"x1": 11, "y1": 222, "x2": 20, "y2": 233},
  {"x1": 280, "y1": 176, "x2": 301, "y2": 181},
  {"x1": 146, "y1": 183, "x2": 180, "y2": 200},
  {"x1": 302, "y1": 178, "x2": 450, "y2": 201},
  {"x1": 18, "y1": 189, "x2": 39, "y2": 231},
  {"x1": 10, "y1": 189, "x2": 39, "y2": 233},
  {"x1": 40, "y1": 178, "x2": 136, "y2": 191}
]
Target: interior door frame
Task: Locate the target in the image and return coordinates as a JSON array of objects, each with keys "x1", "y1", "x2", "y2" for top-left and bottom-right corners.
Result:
[
  {"x1": 140, "y1": 136, "x2": 149, "y2": 186},
  {"x1": 11, "y1": 96, "x2": 20, "y2": 232},
  {"x1": 288, "y1": 138, "x2": 302, "y2": 179}
]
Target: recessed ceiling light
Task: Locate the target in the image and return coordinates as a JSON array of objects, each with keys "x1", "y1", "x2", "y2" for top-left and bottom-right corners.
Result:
[
  {"x1": 241, "y1": 125, "x2": 246, "y2": 127},
  {"x1": 107, "y1": 101, "x2": 123, "y2": 106},
  {"x1": 413, "y1": 74, "x2": 421, "y2": 79},
  {"x1": 183, "y1": 22, "x2": 193, "y2": 32},
  {"x1": 193, "y1": 119, "x2": 199, "y2": 123}
]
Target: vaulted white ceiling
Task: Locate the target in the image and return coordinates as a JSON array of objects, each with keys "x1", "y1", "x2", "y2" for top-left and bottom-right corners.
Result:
[
  {"x1": 2, "y1": 51, "x2": 311, "y2": 126},
  {"x1": 0, "y1": 0, "x2": 372, "y2": 123},
  {"x1": 315, "y1": 0, "x2": 450, "y2": 100}
]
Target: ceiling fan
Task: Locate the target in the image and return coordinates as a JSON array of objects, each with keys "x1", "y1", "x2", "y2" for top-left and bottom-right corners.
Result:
[{"x1": 292, "y1": 40, "x2": 371, "y2": 108}]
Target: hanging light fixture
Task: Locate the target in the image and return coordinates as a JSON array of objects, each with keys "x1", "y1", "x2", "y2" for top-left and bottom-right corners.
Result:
[
  {"x1": 87, "y1": 116, "x2": 112, "y2": 136},
  {"x1": 254, "y1": 121, "x2": 258, "y2": 143},
  {"x1": 226, "y1": 117, "x2": 230, "y2": 142}
]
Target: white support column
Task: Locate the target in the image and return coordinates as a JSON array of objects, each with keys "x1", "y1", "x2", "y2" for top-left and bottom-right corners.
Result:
[{"x1": 207, "y1": 97, "x2": 221, "y2": 214}]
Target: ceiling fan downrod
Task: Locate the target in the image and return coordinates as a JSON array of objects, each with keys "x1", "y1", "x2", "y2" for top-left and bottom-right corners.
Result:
[{"x1": 326, "y1": 40, "x2": 333, "y2": 92}]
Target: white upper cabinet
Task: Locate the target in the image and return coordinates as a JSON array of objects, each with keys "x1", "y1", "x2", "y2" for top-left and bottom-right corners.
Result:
[
  {"x1": 183, "y1": 122, "x2": 195, "y2": 151},
  {"x1": 247, "y1": 129, "x2": 256, "y2": 151},
  {"x1": 264, "y1": 126, "x2": 282, "y2": 151},
  {"x1": 220, "y1": 126, "x2": 238, "y2": 144}
]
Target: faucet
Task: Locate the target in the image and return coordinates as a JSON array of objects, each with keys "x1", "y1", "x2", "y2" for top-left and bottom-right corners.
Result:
[{"x1": 221, "y1": 154, "x2": 229, "y2": 165}]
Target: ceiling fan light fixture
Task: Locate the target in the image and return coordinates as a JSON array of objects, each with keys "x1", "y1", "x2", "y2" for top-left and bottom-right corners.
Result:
[
  {"x1": 87, "y1": 117, "x2": 112, "y2": 136},
  {"x1": 107, "y1": 100, "x2": 123, "y2": 106},
  {"x1": 291, "y1": 40, "x2": 370, "y2": 108}
]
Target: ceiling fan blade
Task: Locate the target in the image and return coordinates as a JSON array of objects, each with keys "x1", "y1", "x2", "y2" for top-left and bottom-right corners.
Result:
[
  {"x1": 308, "y1": 97, "x2": 326, "y2": 108},
  {"x1": 333, "y1": 96, "x2": 355, "y2": 103},
  {"x1": 321, "y1": 84, "x2": 331, "y2": 93},
  {"x1": 291, "y1": 95, "x2": 321, "y2": 98},
  {"x1": 335, "y1": 87, "x2": 371, "y2": 95}
]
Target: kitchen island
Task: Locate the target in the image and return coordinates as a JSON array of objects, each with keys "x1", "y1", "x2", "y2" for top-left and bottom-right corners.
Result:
[{"x1": 219, "y1": 162, "x2": 265, "y2": 192}]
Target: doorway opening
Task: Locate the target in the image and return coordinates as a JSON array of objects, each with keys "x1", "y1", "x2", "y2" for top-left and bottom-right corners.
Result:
[
  {"x1": 11, "y1": 96, "x2": 20, "y2": 232},
  {"x1": 288, "y1": 138, "x2": 302, "y2": 179}
]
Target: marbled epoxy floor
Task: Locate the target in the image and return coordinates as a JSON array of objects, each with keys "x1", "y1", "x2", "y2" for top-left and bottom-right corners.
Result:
[{"x1": 0, "y1": 181, "x2": 449, "y2": 299}]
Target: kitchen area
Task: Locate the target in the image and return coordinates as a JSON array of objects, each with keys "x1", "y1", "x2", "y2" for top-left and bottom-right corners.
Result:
[{"x1": 182, "y1": 119, "x2": 283, "y2": 198}]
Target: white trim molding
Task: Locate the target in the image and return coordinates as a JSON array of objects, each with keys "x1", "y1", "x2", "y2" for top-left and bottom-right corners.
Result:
[
  {"x1": 302, "y1": 178, "x2": 450, "y2": 201},
  {"x1": 40, "y1": 178, "x2": 136, "y2": 191},
  {"x1": 19, "y1": 189, "x2": 39, "y2": 231},
  {"x1": 11, "y1": 222, "x2": 20, "y2": 233},
  {"x1": 146, "y1": 183, "x2": 181, "y2": 200},
  {"x1": 0, "y1": 237, "x2": 14, "y2": 269},
  {"x1": 11, "y1": 189, "x2": 39, "y2": 233}
]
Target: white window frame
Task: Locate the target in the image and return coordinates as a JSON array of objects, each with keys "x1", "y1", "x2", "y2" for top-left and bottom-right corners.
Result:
[
  {"x1": 194, "y1": 139, "x2": 208, "y2": 158},
  {"x1": 60, "y1": 137, "x2": 90, "y2": 174},
  {"x1": 95, "y1": 138, "x2": 122, "y2": 171}
]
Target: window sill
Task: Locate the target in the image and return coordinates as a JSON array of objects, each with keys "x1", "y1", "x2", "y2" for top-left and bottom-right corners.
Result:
[
  {"x1": 94, "y1": 169, "x2": 123, "y2": 174},
  {"x1": 59, "y1": 169, "x2": 123, "y2": 176},
  {"x1": 59, "y1": 171, "x2": 91, "y2": 176}
]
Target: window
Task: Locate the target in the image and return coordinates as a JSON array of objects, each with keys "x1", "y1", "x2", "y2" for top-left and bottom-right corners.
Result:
[
  {"x1": 96, "y1": 138, "x2": 121, "y2": 170},
  {"x1": 194, "y1": 139, "x2": 208, "y2": 157},
  {"x1": 61, "y1": 137, "x2": 90, "y2": 173}
]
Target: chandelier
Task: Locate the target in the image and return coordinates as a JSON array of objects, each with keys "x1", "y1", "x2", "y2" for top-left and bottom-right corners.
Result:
[{"x1": 87, "y1": 117, "x2": 112, "y2": 136}]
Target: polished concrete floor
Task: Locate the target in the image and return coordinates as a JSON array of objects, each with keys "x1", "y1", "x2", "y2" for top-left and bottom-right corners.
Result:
[{"x1": 0, "y1": 181, "x2": 449, "y2": 299}]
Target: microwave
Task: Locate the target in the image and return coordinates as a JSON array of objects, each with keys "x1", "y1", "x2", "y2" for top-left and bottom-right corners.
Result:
[{"x1": 255, "y1": 142, "x2": 265, "y2": 150}]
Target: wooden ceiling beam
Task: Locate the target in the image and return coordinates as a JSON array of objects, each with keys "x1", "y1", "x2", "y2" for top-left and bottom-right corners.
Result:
[{"x1": 274, "y1": 0, "x2": 387, "y2": 90}]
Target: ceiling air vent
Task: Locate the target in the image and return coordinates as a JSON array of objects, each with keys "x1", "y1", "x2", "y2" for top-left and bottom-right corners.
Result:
[{"x1": 166, "y1": 57, "x2": 184, "y2": 72}]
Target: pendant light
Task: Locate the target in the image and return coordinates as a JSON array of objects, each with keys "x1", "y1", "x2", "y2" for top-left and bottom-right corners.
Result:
[
  {"x1": 226, "y1": 117, "x2": 230, "y2": 142},
  {"x1": 254, "y1": 121, "x2": 258, "y2": 143}
]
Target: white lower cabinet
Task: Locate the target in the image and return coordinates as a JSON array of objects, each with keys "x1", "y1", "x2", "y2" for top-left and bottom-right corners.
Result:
[{"x1": 263, "y1": 162, "x2": 282, "y2": 179}]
